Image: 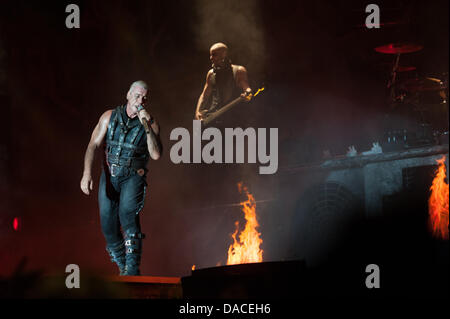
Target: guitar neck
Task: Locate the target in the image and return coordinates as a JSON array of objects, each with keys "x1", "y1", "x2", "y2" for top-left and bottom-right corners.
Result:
[
  {"x1": 202, "y1": 87, "x2": 264, "y2": 125},
  {"x1": 204, "y1": 97, "x2": 242, "y2": 124}
]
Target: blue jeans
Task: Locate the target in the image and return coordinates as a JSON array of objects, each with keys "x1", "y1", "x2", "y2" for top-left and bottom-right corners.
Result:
[{"x1": 98, "y1": 168, "x2": 147, "y2": 246}]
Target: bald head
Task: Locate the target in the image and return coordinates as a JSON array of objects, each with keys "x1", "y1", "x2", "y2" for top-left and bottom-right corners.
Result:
[
  {"x1": 210, "y1": 42, "x2": 228, "y2": 53},
  {"x1": 209, "y1": 43, "x2": 229, "y2": 69}
]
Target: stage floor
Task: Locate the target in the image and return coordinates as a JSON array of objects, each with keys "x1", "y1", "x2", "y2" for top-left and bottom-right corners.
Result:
[{"x1": 105, "y1": 275, "x2": 182, "y2": 299}]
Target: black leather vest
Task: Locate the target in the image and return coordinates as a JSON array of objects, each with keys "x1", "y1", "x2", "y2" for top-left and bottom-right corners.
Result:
[{"x1": 104, "y1": 105, "x2": 149, "y2": 170}]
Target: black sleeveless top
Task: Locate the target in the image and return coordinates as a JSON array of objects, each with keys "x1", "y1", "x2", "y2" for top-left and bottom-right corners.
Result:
[{"x1": 209, "y1": 65, "x2": 241, "y2": 111}]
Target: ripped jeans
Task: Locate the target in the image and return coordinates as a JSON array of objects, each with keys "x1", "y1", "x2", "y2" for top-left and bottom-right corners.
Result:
[{"x1": 98, "y1": 168, "x2": 147, "y2": 246}]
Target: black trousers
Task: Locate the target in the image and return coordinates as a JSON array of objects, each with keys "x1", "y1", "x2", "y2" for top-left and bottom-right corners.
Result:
[{"x1": 98, "y1": 169, "x2": 147, "y2": 246}]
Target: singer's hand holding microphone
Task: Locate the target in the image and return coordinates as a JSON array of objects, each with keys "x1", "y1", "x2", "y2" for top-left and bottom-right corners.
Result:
[{"x1": 136, "y1": 104, "x2": 151, "y2": 133}]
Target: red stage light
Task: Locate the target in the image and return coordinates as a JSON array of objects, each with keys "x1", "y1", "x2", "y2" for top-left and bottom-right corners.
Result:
[{"x1": 13, "y1": 217, "x2": 19, "y2": 231}]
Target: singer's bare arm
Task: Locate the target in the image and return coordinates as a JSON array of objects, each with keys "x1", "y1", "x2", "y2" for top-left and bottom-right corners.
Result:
[
  {"x1": 137, "y1": 109, "x2": 161, "y2": 160},
  {"x1": 147, "y1": 118, "x2": 161, "y2": 160},
  {"x1": 80, "y1": 110, "x2": 112, "y2": 195}
]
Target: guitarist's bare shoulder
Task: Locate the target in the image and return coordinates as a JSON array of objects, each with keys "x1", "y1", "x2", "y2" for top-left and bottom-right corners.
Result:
[
  {"x1": 232, "y1": 64, "x2": 247, "y2": 74},
  {"x1": 232, "y1": 64, "x2": 249, "y2": 88}
]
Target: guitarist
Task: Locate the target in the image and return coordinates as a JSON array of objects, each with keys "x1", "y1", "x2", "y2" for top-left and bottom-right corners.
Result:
[{"x1": 194, "y1": 42, "x2": 252, "y2": 122}]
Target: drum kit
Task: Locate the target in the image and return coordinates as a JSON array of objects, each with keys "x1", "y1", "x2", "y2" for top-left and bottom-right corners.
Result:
[{"x1": 374, "y1": 42, "x2": 449, "y2": 148}]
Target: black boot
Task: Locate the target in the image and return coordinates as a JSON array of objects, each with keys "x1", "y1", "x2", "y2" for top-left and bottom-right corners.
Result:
[
  {"x1": 106, "y1": 240, "x2": 126, "y2": 275},
  {"x1": 123, "y1": 232, "x2": 145, "y2": 276}
]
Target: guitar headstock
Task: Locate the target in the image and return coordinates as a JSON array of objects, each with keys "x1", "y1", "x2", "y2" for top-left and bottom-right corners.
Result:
[{"x1": 253, "y1": 87, "x2": 265, "y2": 97}]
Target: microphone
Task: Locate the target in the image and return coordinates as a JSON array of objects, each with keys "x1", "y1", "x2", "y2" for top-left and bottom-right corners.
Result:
[{"x1": 137, "y1": 104, "x2": 150, "y2": 134}]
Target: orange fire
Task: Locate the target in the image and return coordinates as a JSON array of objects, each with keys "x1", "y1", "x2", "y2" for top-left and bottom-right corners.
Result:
[
  {"x1": 428, "y1": 156, "x2": 449, "y2": 240},
  {"x1": 227, "y1": 182, "x2": 263, "y2": 265}
]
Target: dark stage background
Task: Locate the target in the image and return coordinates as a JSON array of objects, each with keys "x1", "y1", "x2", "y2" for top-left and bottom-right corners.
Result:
[{"x1": 0, "y1": 0, "x2": 448, "y2": 279}]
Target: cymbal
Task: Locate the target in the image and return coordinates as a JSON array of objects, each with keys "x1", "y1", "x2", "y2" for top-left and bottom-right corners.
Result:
[
  {"x1": 401, "y1": 77, "x2": 447, "y2": 92},
  {"x1": 397, "y1": 66, "x2": 416, "y2": 72},
  {"x1": 378, "y1": 62, "x2": 417, "y2": 72},
  {"x1": 375, "y1": 43, "x2": 423, "y2": 54},
  {"x1": 426, "y1": 77, "x2": 444, "y2": 83}
]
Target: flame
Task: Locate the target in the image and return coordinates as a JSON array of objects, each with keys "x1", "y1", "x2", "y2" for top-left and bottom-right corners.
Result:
[
  {"x1": 191, "y1": 264, "x2": 196, "y2": 271},
  {"x1": 428, "y1": 156, "x2": 449, "y2": 240},
  {"x1": 227, "y1": 182, "x2": 263, "y2": 265}
]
